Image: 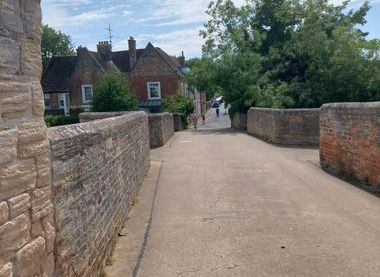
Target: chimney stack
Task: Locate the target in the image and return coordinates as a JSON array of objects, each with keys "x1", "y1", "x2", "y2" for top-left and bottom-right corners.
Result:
[
  {"x1": 179, "y1": 51, "x2": 185, "y2": 67},
  {"x1": 76, "y1": 46, "x2": 87, "y2": 57},
  {"x1": 97, "y1": 41, "x2": 112, "y2": 61},
  {"x1": 128, "y1": 36, "x2": 137, "y2": 68}
]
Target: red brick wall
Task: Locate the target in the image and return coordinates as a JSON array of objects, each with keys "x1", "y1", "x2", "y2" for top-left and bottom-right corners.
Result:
[
  {"x1": 320, "y1": 102, "x2": 380, "y2": 191},
  {"x1": 130, "y1": 44, "x2": 182, "y2": 101},
  {"x1": 130, "y1": 75, "x2": 180, "y2": 101},
  {"x1": 50, "y1": 93, "x2": 59, "y2": 110}
]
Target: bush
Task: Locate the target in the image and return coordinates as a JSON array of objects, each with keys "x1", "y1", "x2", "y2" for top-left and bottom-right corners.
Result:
[
  {"x1": 161, "y1": 93, "x2": 195, "y2": 118},
  {"x1": 44, "y1": 108, "x2": 84, "y2": 127},
  {"x1": 45, "y1": 114, "x2": 79, "y2": 127},
  {"x1": 92, "y1": 72, "x2": 137, "y2": 112}
]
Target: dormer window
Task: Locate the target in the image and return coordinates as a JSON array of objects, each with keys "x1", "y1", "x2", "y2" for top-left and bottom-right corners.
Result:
[{"x1": 147, "y1": 82, "x2": 161, "y2": 100}]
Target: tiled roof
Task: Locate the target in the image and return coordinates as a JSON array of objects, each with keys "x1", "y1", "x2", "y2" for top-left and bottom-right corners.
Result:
[
  {"x1": 41, "y1": 43, "x2": 183, "y2": 93},
  {"x1": 111, "y1": 49, "x2": 144, "y2": 73},
  {"x1": 155, "y1": 47, "x2": 182, "y2": 75},
  {"x1": 42, "y1": 56, "x2": 78, "y2": 93}
]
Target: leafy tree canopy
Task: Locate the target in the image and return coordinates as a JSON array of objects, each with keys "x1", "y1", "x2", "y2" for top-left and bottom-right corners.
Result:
[
  {"x1": 161, "y1": 93, "x2": 195, "y2": 117},
  {"x1": 185, "y1": 58, "x2": 222, "y2": 100},
  {"x1": 92, "y1": 72, "x2": 138, "y2": 112},
  {"x1": 41, "y1": 25, "x2": 75, "y2": 69},
  {"x1": 201, "y1": 0, "x2": 380, "y2": 114}
]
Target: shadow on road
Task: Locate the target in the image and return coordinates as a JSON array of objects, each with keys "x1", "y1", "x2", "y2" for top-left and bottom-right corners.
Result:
[{"x1": 192, "y1": 127, "x2": 239, "y2": 136}]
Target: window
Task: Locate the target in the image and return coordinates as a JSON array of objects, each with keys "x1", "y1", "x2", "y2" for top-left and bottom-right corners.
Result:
[
  {"x1": 147, "y1": 82, "x2": 161, "y2": 100},
  {"x1": 44, "y1": 94, "x2": 51, "y2": 109},
  {"x1": 58, "y1": 94, "x2": 65, "y2": 108},
  {"x1": 81, "y1": 85, "x2": 93, "y2": 103}
]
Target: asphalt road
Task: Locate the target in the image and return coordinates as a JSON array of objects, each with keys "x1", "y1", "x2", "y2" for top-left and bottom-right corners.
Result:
[{"x1": 108, "y1": 108, "x2": 380, "y2": 277}]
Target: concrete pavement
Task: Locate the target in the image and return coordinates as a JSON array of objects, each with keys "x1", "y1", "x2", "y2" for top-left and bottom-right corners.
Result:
[{"x1": 107, "y1": 109, "x2": 380, "y2": 277}]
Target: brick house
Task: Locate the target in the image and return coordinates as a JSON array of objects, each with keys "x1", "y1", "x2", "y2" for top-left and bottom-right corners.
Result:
[{"x1": 42, "y1": 37, "x2": 196, "y2": 114}]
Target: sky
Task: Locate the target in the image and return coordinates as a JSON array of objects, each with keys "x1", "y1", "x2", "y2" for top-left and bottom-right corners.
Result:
[{"x1": 41, "y1": 0, "x2": 380, "y2": 58}]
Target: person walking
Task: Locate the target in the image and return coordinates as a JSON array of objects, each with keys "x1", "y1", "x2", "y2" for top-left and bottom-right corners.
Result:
[
  {"x1": 191, "y1": 112, "x2": 198, "y2": 129},
  {"x1": 202, "y1": 114, "x2": 206, "y2": 125},
  {"x1": 216, "y1": 108, "x2": 220, "y2": 118}
]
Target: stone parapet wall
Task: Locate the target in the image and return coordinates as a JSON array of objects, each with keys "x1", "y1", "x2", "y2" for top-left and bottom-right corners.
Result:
[
  {"x1": 320, "y1": 102, "x2": 380, "y2": 191},
  {"x1": 48, "y1": 112, "x2": 150, "y2": 276},
  {"x1": 79, "y1": 111, "x2": 131, "y2": 123},
  {"x1": 0, "y1": 1, "x2": 55, "y2": 276},
  {"x1": 247, "y1": 108, "x2": 320, "y2": 146},
  {"x1": 173, "y1": 113, "x2": 184, "y2": 132},
  {"x1": 231, "y1": 112, "x2": 247, "y2": 130},
  {"x1": 148, "y1": 113, "x2": 174, "y2": 147}
]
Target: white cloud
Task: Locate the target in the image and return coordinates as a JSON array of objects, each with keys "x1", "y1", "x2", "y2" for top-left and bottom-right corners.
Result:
[{"x1": 41, "y1": 0, "x2": 131, "y2": 28}]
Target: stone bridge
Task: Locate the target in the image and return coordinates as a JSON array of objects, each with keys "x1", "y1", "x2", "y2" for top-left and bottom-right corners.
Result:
[{"x1": 1, "y1": 1, "x2": 380, "y2": 276}]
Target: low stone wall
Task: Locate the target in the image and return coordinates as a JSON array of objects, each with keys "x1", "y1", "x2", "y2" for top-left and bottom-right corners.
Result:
[
  {"x1": 79, "y1": 111, "x2": 131, "y2": 123},
  {"x1": 320, "y1": 102, "x2": 380, "y2": 191},
  {"x1": 48, "y1": 112, "x2": 150, "y2": 276},
  {"x1": 148, "y1": 113, "x2": 174, "y2": 147},
  {"x1": 231, "y1": 112, "x2": 247, "y2": 130},
  {"x1": 173, "y1": 113, "x2": 184, "y2": 132},
  {"x1": 247, "y1": 107, "x2": 320, "y2": 146}
]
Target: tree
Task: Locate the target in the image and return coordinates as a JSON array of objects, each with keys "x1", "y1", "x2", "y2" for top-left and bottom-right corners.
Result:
[
  {"x1": 185, "y1": 58, "x2": 220, "y2": 100},
  {"x1": 161, "y1": 93, "x2": 195, "y2": 117},
  {"x1": 201, "y1": 0, "x2": 380, "y2": 113},
  {"x1": 41, "y1": 25, "x2": 75, "y2": 69},
  {"x1": 92, "y1": 72, "x2": 138, "y2": 112}
]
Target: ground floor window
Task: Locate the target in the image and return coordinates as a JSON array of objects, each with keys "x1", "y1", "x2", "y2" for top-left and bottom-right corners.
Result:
[
  {"x1": 81, "y1": 85, "x2": 93, "y2": 103},
  {"x1": 147, "y1": 82, "x2": 161, "y2": 100},
  {"x1": 44, "y1": 94, "x2": 51, "y2": 109}
]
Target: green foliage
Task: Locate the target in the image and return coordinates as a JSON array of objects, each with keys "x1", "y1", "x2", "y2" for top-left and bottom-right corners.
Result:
[
  {"x1": 41, "y1": 25, "x2": 75, "y2": 69},
  {"x1": 201, "y1": 0, "x2": 380, "y2": 113},
  {"x1": 161, "y1": 93, "x2": 195, "y2": 117},
  {"x1": 92, "y1": 72, "x2": 138, "y2": 112},
  {"x1": 185, "y1": 58, "x2": 221, "y2": 100},
  {"x1": 45, "y1": 114, "x2": 77, "y2": 127},
  {"x1": 44, "y1": 108, "x2": 84, "y2": 127}
]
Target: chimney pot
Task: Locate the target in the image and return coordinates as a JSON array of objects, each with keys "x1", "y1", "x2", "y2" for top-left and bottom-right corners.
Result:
[{"x1": 97, "y1": 41, "x2": 112, "y2": 61}]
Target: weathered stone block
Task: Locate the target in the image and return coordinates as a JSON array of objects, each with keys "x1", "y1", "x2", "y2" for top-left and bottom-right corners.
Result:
[
  {"x1": 0, "y1": 129, "x2": 17, "y2": 165},
  {"x1": 31, "y1": 220, "x2": 44, "y2": 238},
  {"x1": 0, "y1": 201, "x2": 9, "y2": 225},
  {"x1": 29, "y1": 79, "x2": 45, "y2": 117},
  {"x1": 17, "y1": 121, "x2": 48, "y2": 159},
  {"x1": 42, "y1": 216, "x2": 55, "y2": 253},
  {"x1": 0, "y1": 0, "x2": 19, "y2": 14},
  {"x1": 41, "y1": 253, "x2": 54, "y2": 277},
  {"x1": 20, "y1": 1, "x2": 42, "y2": 40},
  {"x1": 0, "y1": 159, "x2": 36, "y2": 201},
  {"x1": 35, "y1": 156, "x2": 50, "y2": 188},
  {"x1": 20, "y1": 38, "x2": 42, "y2": 77},
  {"x1": 0, "y1": 11, "x2": 23, "y2": 37},
  {"x1": 0, "y1": 76, "x2": 29, "y2": 97},
  {"x1": 31, "y1": 186, "x2": 52, "y2": 222},
  {"x1": 0, "y1": 214, "x2": 30, "y2": 253},
  {"x1": 1, "y1": 94, "x2": 31, "y2": 119},
  {"x1": 7, "y1": 193, "x2": 30, "y2": 219},
  {"x1": 0, "y1": 262, "x2": 13, "y2": 277},
  {"x1": 15, "y1": 237, "x2": 45, "y2": 277},
  {"x1": 0, "y1": 37, "x2": 20, "y2": 76}
]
